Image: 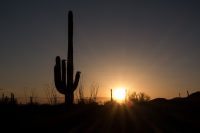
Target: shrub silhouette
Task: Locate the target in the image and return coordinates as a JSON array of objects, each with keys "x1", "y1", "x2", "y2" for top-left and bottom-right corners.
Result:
[
  {"x1": 0, "y1": 93, "x2": 17, "y2": 105},
  {"x1": 54, "y1": 11, "x2": 80, "y2": 105},
  {"x1": 128, "y1": 92, "x2": 150, "y2": 104}
]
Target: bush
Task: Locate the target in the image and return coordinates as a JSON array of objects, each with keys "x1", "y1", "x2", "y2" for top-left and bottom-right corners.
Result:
[{"x1": 128, "y1": 92, "x2": 150, "y2": 104}]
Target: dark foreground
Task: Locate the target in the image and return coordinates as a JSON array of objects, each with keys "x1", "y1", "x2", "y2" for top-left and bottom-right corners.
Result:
[{"x1": 0, "y1": 94, "x2": 200, "y2": 133}]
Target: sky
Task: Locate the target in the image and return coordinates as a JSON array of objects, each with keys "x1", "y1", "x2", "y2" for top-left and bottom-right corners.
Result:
[{"x1": 0, "y1": 0, "x2": 200, "y2": 99}]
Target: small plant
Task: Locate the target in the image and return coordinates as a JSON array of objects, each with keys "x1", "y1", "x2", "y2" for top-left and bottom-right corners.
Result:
[
  {"x1": 76, "y1": 82, "x2": 85, "y2": 104},
  {"x1": 44, "y1": 84, "x2": 58, "y2": 105},
  {"x1": 128, "y1": 92, "x2": 150, "y2": 104},
  {"x1": 0, "y1": 93, "x2": 17, "y2": 105},
  {"x1": 89, "y1": 83, "x2": 99, "y2": 103},
  {"x1": 0, "y1": 93, "x2": 8, "y2": 104},
  {"x1": 24, "y1": 88, "x2": 37, "y2": 105},
  {"x1": 10, "y1": 93, "x2": 17, "y2": 104},
  {"x1": 187, "y1": 90, "x2": 190, "y2": 97}
]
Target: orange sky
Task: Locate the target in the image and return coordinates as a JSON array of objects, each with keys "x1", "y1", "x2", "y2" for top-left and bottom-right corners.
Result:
[{"x1": 0, "y1": 1, "x2": 200, "y2": 100}]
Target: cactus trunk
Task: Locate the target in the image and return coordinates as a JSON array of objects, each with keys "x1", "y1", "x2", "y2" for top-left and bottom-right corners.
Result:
[
  {"x1": 54, "y1": 11, "x2": 80, "y2": 105},
  {"x1": 67, "y1": 11, "x2": 74, "y2": 104}
]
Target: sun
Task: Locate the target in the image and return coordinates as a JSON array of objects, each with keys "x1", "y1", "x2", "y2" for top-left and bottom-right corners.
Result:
[{"x1": 113, "y1": 87, "x2": 126, "y2": 102}]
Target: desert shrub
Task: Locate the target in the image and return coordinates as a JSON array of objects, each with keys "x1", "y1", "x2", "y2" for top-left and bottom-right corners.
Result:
[
  {"x1": 88, "y1": 82, "x2": 99, "y2": 103},
  {"x1": 0, "y1": 93, "x2": 17, "y2": 105},
  {"x1": 44, "y1": 84, "x2": 58, "y2": 105},
  {"x1": 128, "y1": 92, "x2": 150, "y2": 104},
  {"x1": 76, "y1": 83, "x2": 86, "y2": 104}
]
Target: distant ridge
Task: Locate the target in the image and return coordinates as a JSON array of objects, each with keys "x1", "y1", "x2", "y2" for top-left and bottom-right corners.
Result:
[
  {"x1": 187, "y1": 91, "x2": 200, "y2": 101},
  {"x1": 150, "y1": 91, "x2": 200, "y2": 104}
]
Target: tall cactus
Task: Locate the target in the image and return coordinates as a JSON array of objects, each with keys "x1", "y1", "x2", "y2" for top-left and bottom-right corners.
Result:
[{"x1": 54, "y1": 11, "x2": 80, "y2": 105}]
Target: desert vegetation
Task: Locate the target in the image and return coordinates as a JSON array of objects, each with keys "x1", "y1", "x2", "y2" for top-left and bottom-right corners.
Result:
[
  {"x1": 0, "y1": 88, "x2": 200, "y2": 133},
  {"x1": 0, "y1": 10, "x2": 200, "y2": 133}
]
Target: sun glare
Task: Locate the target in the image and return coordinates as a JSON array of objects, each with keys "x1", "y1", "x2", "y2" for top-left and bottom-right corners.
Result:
[{"x1": 113, "y1": 87, "x2": 126, "y2": 102}]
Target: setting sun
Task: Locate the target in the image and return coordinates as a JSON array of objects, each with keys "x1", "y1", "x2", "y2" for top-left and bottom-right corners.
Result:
[{"x1": 113, "y1": 87, "x2": 126, "y2": 102}]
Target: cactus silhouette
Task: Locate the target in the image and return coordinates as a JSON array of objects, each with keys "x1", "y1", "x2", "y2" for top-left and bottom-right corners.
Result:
[
  {"x1": 111, "y1": 89, "x2": 113, "y2": 102},
  {"x1": 54, "y1": 11, "x2": 80, "y2": 105},
  {"x1": 187, "y1": 90, "x2": 190, "y2": 97},
  {"x1": 10, "y1": 93, "x2": 14, "y2": 103}
]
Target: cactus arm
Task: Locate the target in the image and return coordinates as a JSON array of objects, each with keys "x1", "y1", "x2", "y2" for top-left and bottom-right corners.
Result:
[
  {"x1": 54, "y1": 58, "x2": 61, "y2": 90},
  {"x1": 54, "y1": 56, "x2": 67, "y2": 94},
  {"x1": 73, "y1": 71, "x2": 81, "y2": 92},
  {"x1": 54, "y1": 69, "x2": 66, "y2": 94},
  {"x1": 54, "y1": 56, "x2": 61, "y2": 83},
  {"x1": 62, "y1": 60, "x2": 66, "y2": 85}
]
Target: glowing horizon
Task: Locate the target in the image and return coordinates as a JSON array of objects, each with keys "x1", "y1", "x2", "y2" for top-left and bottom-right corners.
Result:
[{"x1": 0, "y1": 1, "x2": 200, "y2": 100}]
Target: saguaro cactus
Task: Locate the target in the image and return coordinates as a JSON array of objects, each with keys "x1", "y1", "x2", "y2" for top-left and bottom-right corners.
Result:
[
  {"x1": 111, "y1": 89, "x2": 113, "y2": 102},
  {"x1": 54, "y1": 11, "x2": 80, "y2": 105}
]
